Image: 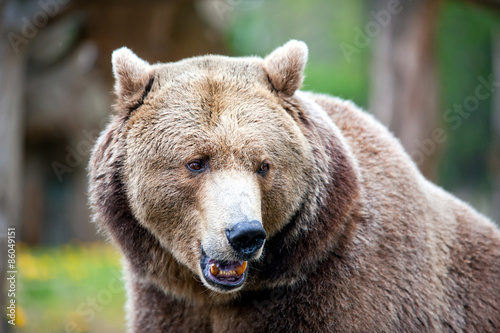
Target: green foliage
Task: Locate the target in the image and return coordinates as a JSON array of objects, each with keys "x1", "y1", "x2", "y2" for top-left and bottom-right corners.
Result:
[
  {"x1": 15, "y1": 242, "x2": 125, "y2": 333},
  {"x1": 226, "y1": 0, "x2": 370, "y2": 108},
  {"x1": 437, "y1": 1, "x2": 499, "y2": 195}
]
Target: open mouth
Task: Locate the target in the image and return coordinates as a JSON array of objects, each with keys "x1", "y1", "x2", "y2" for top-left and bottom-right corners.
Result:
[{"x1": 200, "y1": 248, "x2": 248, "y2": 291}]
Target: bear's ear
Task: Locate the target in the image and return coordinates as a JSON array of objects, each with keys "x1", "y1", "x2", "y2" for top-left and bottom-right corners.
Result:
[
  {"x1": 263, "y1": 40, "x2": 308, "y2": 96},
  {"x1": 111, "y1": 47, "x2": 153, "y2": 103}
]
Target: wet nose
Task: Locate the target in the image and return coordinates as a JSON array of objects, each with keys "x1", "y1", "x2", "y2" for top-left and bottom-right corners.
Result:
[{"x1": 226, "y1": 220, "x2": 266, "y2": 258}]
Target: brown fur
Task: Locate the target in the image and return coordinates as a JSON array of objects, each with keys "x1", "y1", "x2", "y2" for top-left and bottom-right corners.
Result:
[{"x1": 88, "y1": 41, "x2": 500, "y2": 332}]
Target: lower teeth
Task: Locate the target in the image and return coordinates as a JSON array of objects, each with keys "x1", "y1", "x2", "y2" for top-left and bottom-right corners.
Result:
[{"x1": 209, "y1": 261, "x2": 248, "y2": 277}]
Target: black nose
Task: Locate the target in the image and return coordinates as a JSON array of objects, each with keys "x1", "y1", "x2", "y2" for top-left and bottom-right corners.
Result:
[{"x1": 226, "y1": 220, "x2": 266, "y2": 258}]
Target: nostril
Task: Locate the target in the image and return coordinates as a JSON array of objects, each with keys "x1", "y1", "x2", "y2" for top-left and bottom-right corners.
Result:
[
  {"x1": 226, "y1": 220, "x2": 266, "y2": 256},
  {"x1": 232, "y1": 230, "x2": 266, "y2": 250}
]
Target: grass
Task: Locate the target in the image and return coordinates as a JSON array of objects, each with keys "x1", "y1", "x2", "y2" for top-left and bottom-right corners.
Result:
[{"x1": 13, "y1": 242, "x2": 126, "y2": 333}]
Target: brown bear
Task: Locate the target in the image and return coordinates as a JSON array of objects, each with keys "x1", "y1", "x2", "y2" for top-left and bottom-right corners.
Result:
[{"x1": 88, "y1": 40, "x2": 500, "y2": 332}]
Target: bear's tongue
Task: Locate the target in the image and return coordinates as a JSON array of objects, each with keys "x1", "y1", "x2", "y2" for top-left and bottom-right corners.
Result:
[{"x1": 209, "y1": 260, "x2": 247, "y2": 277}]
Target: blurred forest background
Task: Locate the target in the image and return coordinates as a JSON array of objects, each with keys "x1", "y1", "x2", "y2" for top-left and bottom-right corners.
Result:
[{"x1": 0, "y1": 0, "x2": 499, "y2": 332}]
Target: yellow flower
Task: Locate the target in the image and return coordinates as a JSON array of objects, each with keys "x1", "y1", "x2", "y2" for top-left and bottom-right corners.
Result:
[
  {"x1": 15, "y1": 306, "x2": 26, "y2": 327},
  {"x1": 18, "y1": 253, "x2": 39, "y2": 280}
]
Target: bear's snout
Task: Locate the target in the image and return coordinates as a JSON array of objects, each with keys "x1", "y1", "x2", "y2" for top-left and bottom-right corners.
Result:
[{"x1": 225, "y1": 220, "x2": 266, "y2": 259}]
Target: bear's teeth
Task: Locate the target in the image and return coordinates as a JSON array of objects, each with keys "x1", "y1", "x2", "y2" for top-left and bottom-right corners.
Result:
[
  {"x1": 210, "y1": 264, "x2": 219, "y2": 276},
  {"x1": 235, "y1": 261, "x2": 247, "y2": 276},
  {"x1": 210, "y1": 262, "x2": 247, "y2": 277}
]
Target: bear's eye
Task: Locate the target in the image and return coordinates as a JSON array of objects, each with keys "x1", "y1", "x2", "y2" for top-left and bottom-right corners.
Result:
[
  {"x1": 257, "y1": 162, "x2": 270, "y2": 175},
  {"x1": 186, "y1": 160, "x2": 206, "y2": 173}
]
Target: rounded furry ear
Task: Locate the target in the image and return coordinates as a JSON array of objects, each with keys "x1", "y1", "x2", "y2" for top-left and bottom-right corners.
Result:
[
  {"x1": 263, "y1": 40, "x2": 308, "y2": 96},
  {"x1": 112, "y1": 47, "x2": 152, "y2": 100}
]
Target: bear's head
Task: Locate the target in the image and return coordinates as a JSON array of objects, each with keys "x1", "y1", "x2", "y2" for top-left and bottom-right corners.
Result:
[{"x1": 90, "y1": 41, "x2": 359, "y2": 301}]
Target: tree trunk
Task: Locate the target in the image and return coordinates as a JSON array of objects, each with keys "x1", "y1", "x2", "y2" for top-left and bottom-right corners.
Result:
[{"x1": 370, "y1": 0, "x2": 442, "y2": 180}]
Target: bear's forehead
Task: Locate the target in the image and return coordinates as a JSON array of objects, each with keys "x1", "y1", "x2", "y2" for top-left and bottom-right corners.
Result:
[
  {"x1": 144, "y1": 58, "x2": 284, "y2": 129},
  {"x1": 126, "y1": 84, "x2": 300, "y2": 167},
  {"x1": 144, "y1": 83, "x2": 288, "y2": 144}
]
